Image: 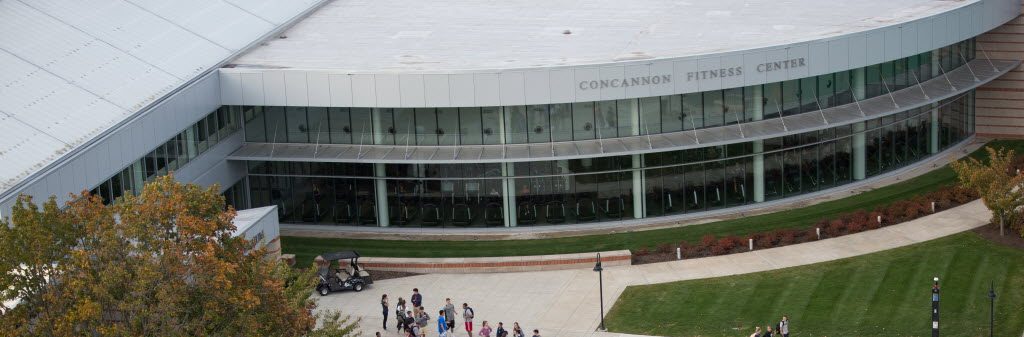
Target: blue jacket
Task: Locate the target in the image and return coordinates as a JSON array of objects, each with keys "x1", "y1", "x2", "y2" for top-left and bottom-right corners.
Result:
[{"x1": 438, "y1": 316, "x2": 447, "y2": 334}]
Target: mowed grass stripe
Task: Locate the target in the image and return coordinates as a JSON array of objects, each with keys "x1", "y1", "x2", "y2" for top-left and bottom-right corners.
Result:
[
  {"x1": 828, "y1": 262, "x2": 883, "y2": 327},
  {"x1": 604, "y1": 233, "x2": 1024, "y2": 337}
]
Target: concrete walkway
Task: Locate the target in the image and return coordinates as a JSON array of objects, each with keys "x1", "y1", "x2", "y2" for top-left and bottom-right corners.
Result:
[{"x1": 317, "y1": 199, "x2": 991, "y2": 337}]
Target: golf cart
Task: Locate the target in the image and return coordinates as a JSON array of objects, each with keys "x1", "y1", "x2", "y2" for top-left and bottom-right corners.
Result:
[{"x1": 315, "y1": 250, "x2": 373, "y2": 295}]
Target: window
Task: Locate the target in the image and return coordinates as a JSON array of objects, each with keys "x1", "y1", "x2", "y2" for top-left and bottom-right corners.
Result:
[
  {"x1": 328, "y1": 107, "x2": 352, "y2": 144},
  {"x1": 573, "y1": 102, "x2": 597, "y2": 140},
  {"x1": 285, "y1": 107, "x2": 309, "y2": 143}
]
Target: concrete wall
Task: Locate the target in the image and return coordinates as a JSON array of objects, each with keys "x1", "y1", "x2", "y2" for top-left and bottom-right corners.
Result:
[
  {"x1": 221, "y1": 0, "x2": 1020, "y2": 108},
  {"x1": 977, "y1": 3, "x2": 1024, "y2": 138},
  {"x1": 233, "y1": 206, "x2": 282, "y2": 260}
]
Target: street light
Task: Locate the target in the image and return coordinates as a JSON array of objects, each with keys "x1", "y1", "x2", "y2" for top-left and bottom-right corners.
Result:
[
  {"x1": 593, "y1": 252, "x2": 605, "y2": 332},
  {"x1": 988, "y1": 281, "x2": 996, "y2": 337}
]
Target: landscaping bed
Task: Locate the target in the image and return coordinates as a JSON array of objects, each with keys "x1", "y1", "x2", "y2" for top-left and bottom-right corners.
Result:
[{"x1": 631, "y1": 185, "x2": 978, "y2": 264}]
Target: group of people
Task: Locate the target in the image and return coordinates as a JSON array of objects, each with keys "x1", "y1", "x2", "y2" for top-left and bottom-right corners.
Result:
[
  {"x1": 380, "y1": 289, "x2": 542, "y2": 337},
  {"x1": 748, "y1": 316, "x2": 790, "y2": 337},
  {"x1": 380, "y1": 288, "x2": 785, "y2": 337}
]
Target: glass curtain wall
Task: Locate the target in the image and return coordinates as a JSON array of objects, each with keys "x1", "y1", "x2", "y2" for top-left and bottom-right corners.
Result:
[
  {"x1": 90, "y1": 106, "x2": 241, "y2": 204},
  {"x1": 239, "y1": 39, "x2": 974, "y2": 146},
  {"x1": 245, "y1": 93, "x2": 972, "y2": 227}
]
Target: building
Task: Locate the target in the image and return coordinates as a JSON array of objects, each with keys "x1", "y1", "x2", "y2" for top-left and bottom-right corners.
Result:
[{"x1": 2, "y1": 0, "x2": 1023, "y2": 231}]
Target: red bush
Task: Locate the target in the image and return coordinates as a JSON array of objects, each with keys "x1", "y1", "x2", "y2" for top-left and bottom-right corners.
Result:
[
  {"x1": 755, "y1": 232, "x2": 775, "y2": 249},
  {"x1": 779, "y1": 229, "x2": 797, "y2": 245},
  {"x1": 846, "y1": 218, "x2": 865, "y2": 233},
  {"x1": 828, "y1": 219, "x2": 846, "y2": 236},
  {"x1": 700, "y1": 234, "x2": 717, "y2": 249},
  {"x1": 635, "y1": 246, "x2": 650, "y2": 256},
  {"x1": 709, "y1": 236, "x2": 744, "y2": 255},
  {"x1": 656, "y1": 243, "x2": 674, "y2": 254}
]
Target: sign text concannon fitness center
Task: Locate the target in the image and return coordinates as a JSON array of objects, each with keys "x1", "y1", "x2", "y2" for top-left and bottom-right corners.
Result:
[{"x1": 578, "y1": 57, "x2": 806, "y2": 90}]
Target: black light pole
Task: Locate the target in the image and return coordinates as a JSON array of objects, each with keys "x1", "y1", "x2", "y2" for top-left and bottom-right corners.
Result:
[
  {"x1": 593, "y1": 252, "x2": 605, "y2": 331},
  {"x1": 988, "y1": 281, "x2": 996, "y2": 337},
  {"x1": 931, "y1": 277, "x2": 940, "y2": 337}
]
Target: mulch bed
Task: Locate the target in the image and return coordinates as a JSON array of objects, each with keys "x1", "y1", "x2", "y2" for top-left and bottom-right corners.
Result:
[{"x1": 973, "y1": 224, "x2": 1024, "y2": 251}]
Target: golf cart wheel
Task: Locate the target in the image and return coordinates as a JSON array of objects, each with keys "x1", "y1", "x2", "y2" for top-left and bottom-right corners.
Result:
[
  {"x1": 354, "y1": 283, "x2": 364, "y2": 292},
  {"x1": 318, "y1": 287, "x2": 329, "y2": 296}
]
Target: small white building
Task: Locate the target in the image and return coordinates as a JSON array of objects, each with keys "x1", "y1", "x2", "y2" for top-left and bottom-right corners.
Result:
[{"x1": 232, "y1": 205, "x2": 282, "y2": 260}]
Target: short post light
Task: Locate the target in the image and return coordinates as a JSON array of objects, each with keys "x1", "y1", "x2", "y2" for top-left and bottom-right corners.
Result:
[
  {"x1": 988, "y1": 281, "x2": 996, "y2": 337},
  {"x1": 593, "y1": 253, "x2": 606, "y2": 331},
  {"x1": 931, "y1": 277, "x2": 940, "y2": 337}
]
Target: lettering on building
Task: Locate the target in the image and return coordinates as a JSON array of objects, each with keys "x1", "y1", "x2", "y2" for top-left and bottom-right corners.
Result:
[
  {"x1": 578, "y1": 75, "x2": 671, "y2": 90},
  {"x1": 686, "y1": 57, "x2": 806, "y2": 82},
  {"x1": 575, "y1": 57, "x2": 807, "y2": 90}
]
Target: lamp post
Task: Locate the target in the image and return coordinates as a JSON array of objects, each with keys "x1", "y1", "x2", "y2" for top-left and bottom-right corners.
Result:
[
  {"x1": 988, "y1": 281, "x2": 996, "y2": 337},
  {"x1": 931, "y1": 277, "x2": 940, "y2": 337},
  {"x1": 593, "y1": 252, "x2": 605, "y2": 331}
]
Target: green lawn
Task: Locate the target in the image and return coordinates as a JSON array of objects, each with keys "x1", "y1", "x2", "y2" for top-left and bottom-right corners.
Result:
[
  {"x1": 604, "y1": 232, "x2": 1024, "y2": 337},
  {"x1": 282, "y1": 140, "x2": 1024, "y2": 265}
]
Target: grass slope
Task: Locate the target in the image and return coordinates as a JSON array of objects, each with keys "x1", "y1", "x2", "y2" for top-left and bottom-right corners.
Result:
[
  {"x1": 604, "y1": 232, "x2": 1024, "y2": 337},
  {"x1": 282, "y1": 140, "x2": 1024, "y2": 265}
]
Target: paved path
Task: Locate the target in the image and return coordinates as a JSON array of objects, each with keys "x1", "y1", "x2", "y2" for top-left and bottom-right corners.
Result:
[{"x1": 317, "y1": 199, "x2": 991, "y2": 337}]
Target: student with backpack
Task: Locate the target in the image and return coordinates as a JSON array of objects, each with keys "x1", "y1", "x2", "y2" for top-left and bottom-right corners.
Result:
[
  {"x1": 462, "y1": 303, "x2": 475, "y2": 337},
  {"x1": 495, "y1": 322, "x2": 508, "y2": 337},
  {"x1": 779, "y1": 316, "x2": 790, "y2": 337},
  {"x1": 396, "y1": 297, "x2": 407, "y2": 332},
  {"x1": 416, "y1": 307, "x2": 431, "y2": 337}
]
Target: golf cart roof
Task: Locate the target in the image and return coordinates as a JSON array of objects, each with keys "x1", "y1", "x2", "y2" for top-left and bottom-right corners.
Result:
[{"x1": 320, "y1": 251, "x2": 360, "y2": 261}]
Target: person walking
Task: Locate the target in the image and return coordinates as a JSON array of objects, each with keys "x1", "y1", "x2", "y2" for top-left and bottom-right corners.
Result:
[
  {"x1": 478, "y1": 321, "x2": 492, "y2": 337},
  {"x1": 530, "y1": 329, "x2": 540, "y2": 337},
  {"x1": 404, "y1": 310, "x2": 416, "y2": 337},
  {"x1": 382, "y1": 294, "x2": 390, "y2": 331},
  {"x1": 495, "y1": 322, "x2": 507, "y2": 337},
  {"x1": 763, "y1": 325, "x2": 774, "y2": 337},
  {"x1": 779, "y1": 316, "x2": 790, "y2": 337},
  {"x1": 512, "y1": 322, "x2": 524, "y2": 337},
  {"x1": 462, "y1": 303, "x2": 475, "y2": 337},
  {"x1": 416, "y1": 307, "x2": 430, "y2": 337},
  {"x1": 437, "y1": 310, "x2": 448, "y2": 337},
  {"x1": 396, "y1": 297, "x2": 407, "y2": 332},
  {"x1": 749, "y1": 326, "x2": 762, "y2": 337},
  {"x1": 412, "y1": 288, "x2": 423, "y2": 308},
  {"x1": 443, "y1": 298, "x2": 457, "y2": 332}
]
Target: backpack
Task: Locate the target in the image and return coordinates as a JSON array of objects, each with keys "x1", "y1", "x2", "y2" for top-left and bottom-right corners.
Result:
[{"x1": 465, "y1": 307, "x2": 474, "y2": 319}]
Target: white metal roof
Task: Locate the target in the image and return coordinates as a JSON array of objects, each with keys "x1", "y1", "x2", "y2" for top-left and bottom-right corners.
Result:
[
  {"x1": 231, "y1": 0, "x2": 970, "y2": 72},
  {"x1": 0, "y1": 0, "x2": 321, "y2": 195}
]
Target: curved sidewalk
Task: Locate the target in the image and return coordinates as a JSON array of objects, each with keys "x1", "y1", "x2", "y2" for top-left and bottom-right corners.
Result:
[{"x1": 319, "y1": 199, "x2": 990, "y2": 337}]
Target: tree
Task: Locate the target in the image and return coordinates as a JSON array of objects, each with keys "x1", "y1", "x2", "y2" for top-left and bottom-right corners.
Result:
[
  {"x1": 951, "y1": 146, "x2": 1024, "y2": 237},
  {"x1": 0, "y1": 175, "x2": 359, "y2": 336}
]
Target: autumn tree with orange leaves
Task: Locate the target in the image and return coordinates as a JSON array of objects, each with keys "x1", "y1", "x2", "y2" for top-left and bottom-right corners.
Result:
[
  {"x1": 951, "y1": 146, "x2": 1024, "y2": 237},
  {"x1": 0, "y1": 176, "x2": 358, "y2": 337}
]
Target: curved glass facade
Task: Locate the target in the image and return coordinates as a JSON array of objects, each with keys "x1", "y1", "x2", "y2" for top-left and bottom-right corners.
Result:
[
  {"x1": 239, "y1": 39, "x2": 974, "y2": 146},
  {"x1": 245, "y1": 93, "x2": 974, "y2": 227}
]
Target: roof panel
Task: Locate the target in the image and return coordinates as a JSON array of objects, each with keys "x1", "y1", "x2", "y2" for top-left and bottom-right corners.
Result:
[
  {"x1": 0, "y1": 0, "x2": 326, "y2": 197},
  {"x1": 232, "y1": 0, "x2": 972, "y2": 72}
]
